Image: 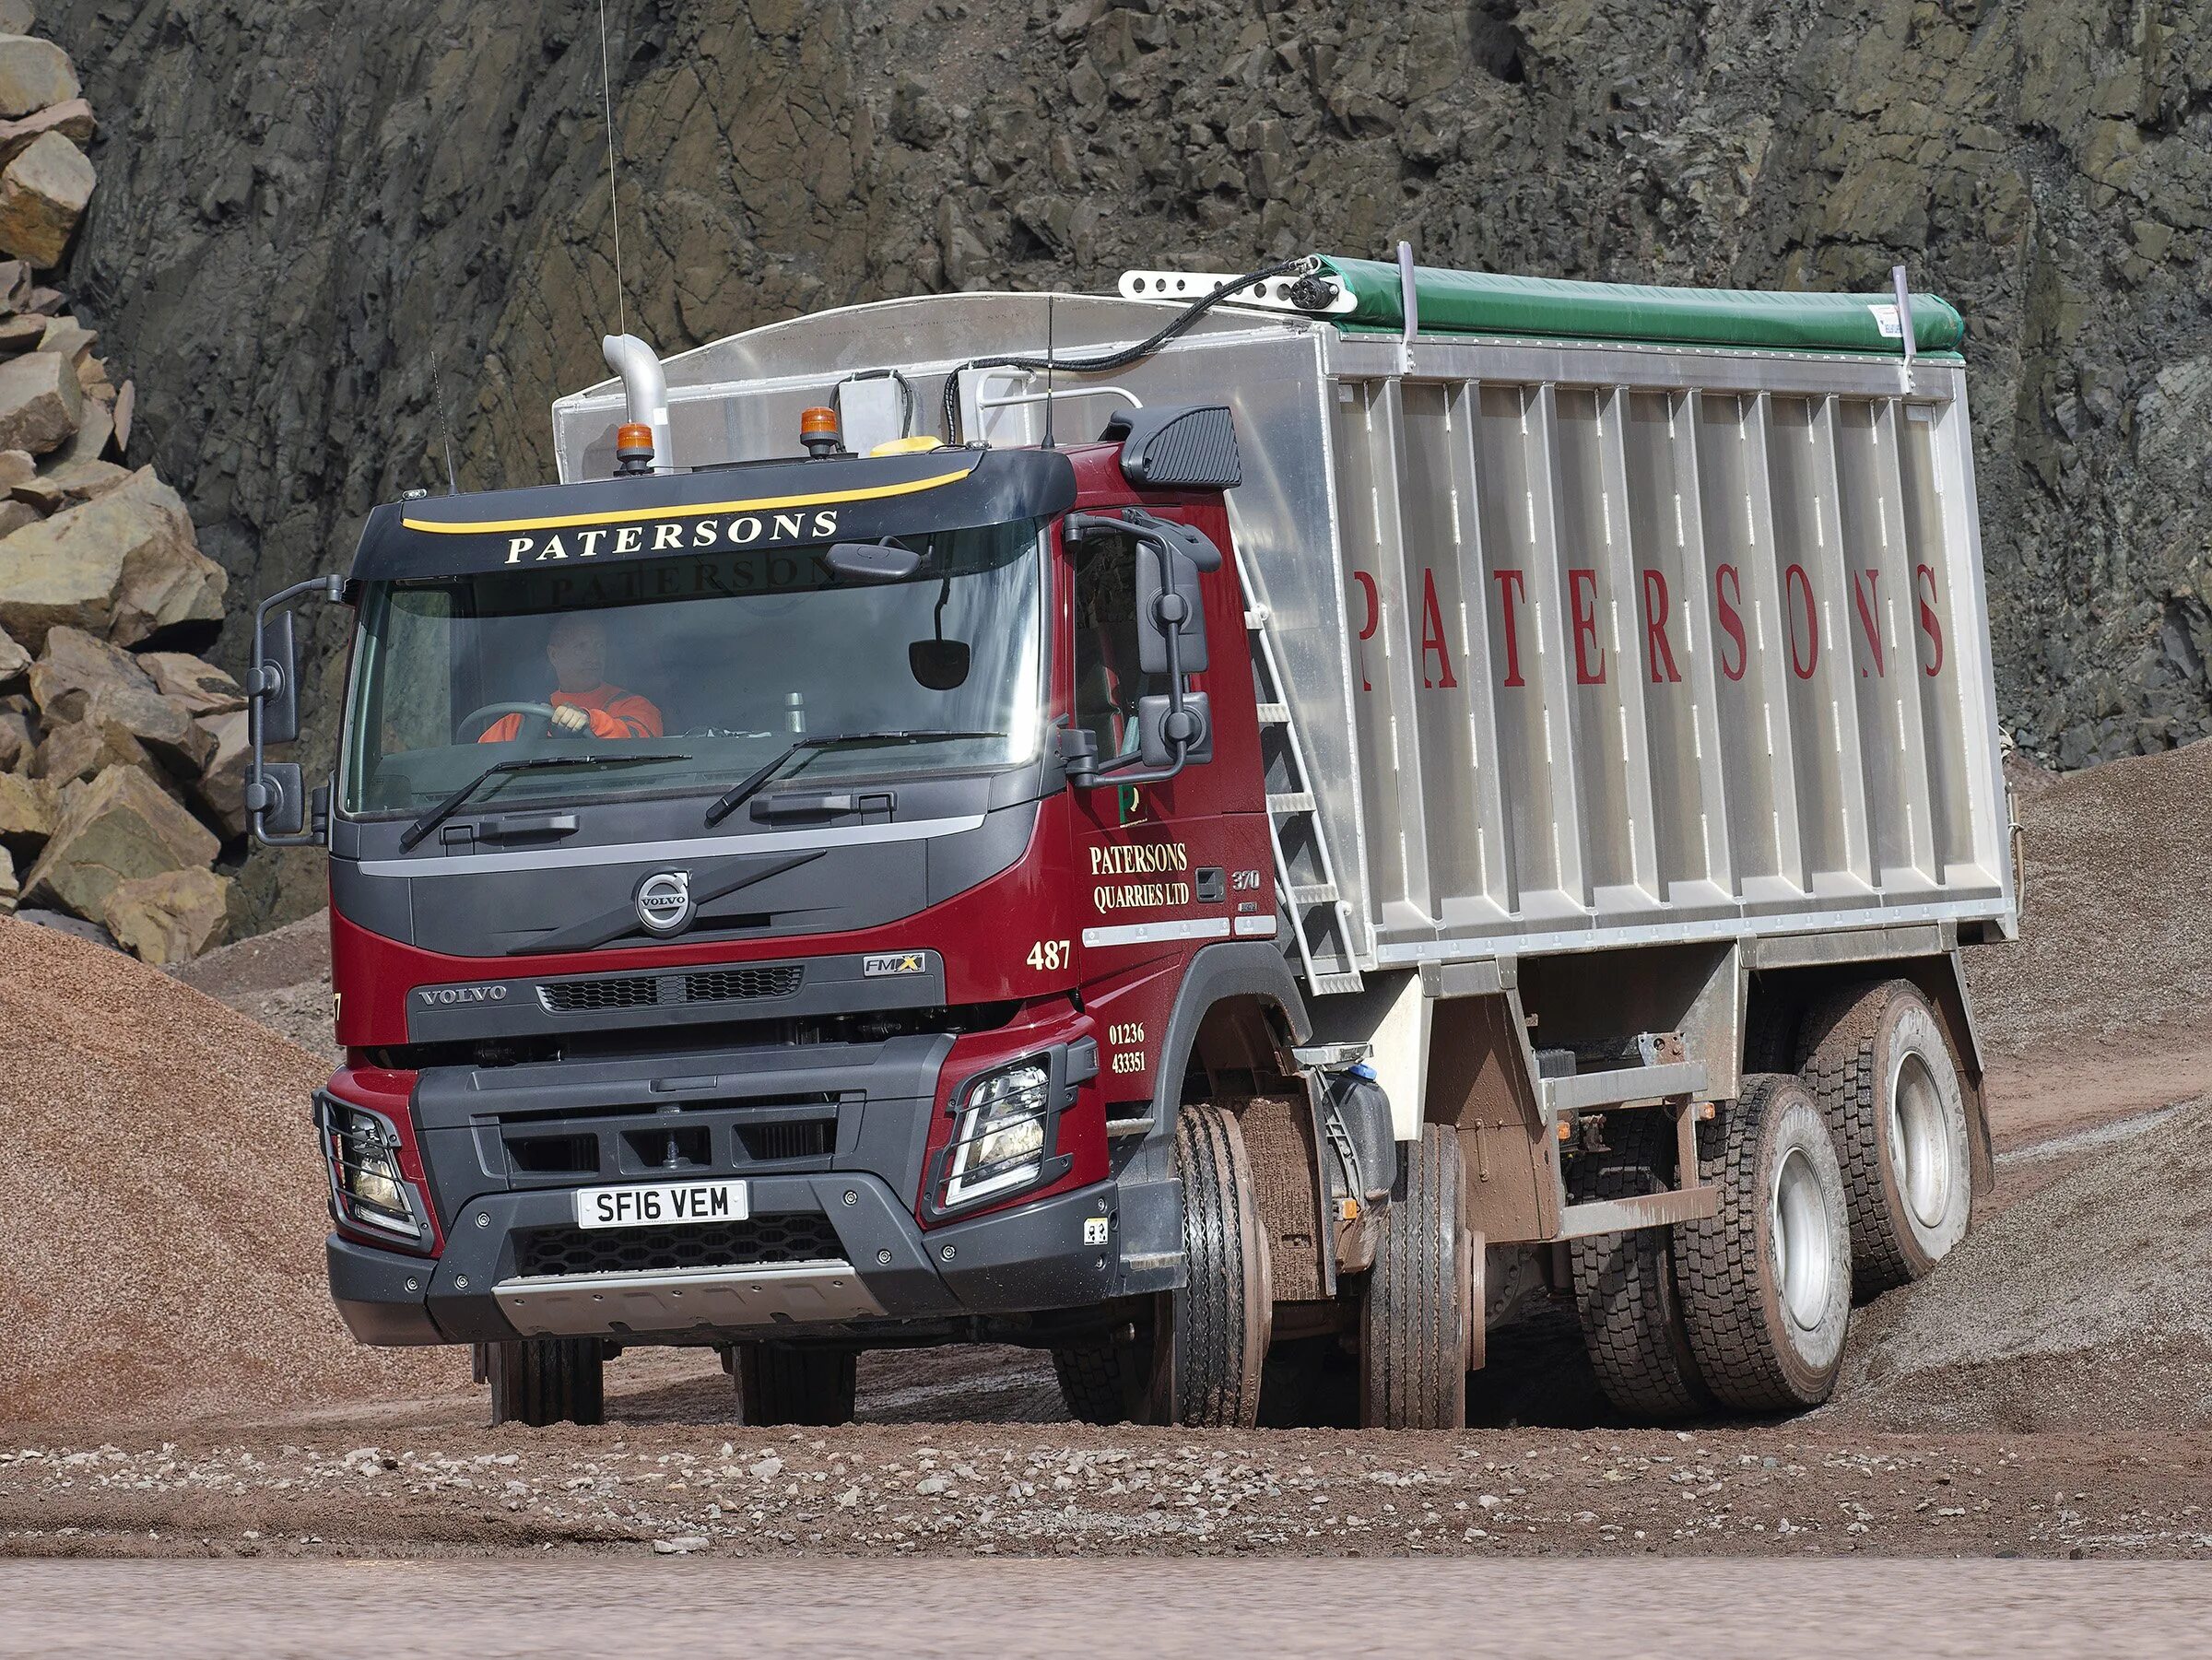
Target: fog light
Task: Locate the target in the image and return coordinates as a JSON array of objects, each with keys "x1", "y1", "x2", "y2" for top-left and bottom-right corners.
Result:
[
  {"x1": 321, "y1": 1099, "x2": 422, "y2": 1242},
  {"x1": 940, "y1": 1061, "x2": 1051, "y2": 1210}
]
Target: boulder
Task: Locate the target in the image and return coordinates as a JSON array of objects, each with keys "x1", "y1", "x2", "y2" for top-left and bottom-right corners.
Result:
[
  {"x1": 192, "y1": 706, "x2": 248, "y2": 838},
  {"x1": 0, "y1": 763, "x2": 49, "y2": 853},
  {"x1": 0, "y1": 97, "x2": 94, "y2": 171},
  {"x1": 0, "y1": 466, "x2": 227, "y2": 651},
  {"x1": 18, "y1": 454, "x2": 129, "y2": 508},
  {"x1": 100, "y1": 866, "x2": 232, "y2": 965},
  {"x1": 35, "y1": 312, "x2": 90, "y2": 362},
  {"x1": 0, "y1": 842, "x2": 15, "y2": 912},
  {"x1": 142, "y1": 651, "x2": 245, "y2": 715},
  {"x1": 0, "y1": 704, "x2": 29, "y2": 768},
  {"x1": 0, "y1": 9, "x2": 34, "y2": 45},
  {"x1": 109, "y1": 379, "x2": 131, "y2": 453},
  {"x1": 0, "y1": 312, "x2": 41, "y2": 354},
  {"x1": 0, "y1": 346, "x2": 78, "y2": 453},
  {"x1": 0, "y1": 129, "x2": 92, "y2": 267},
  {"x1": 79, "y1": 680, "x2": 213, "y2": 775},
  {"x1": 26, "y1": 624, "x2": 154, "y2": 722},
  {"x1": 0, "y1": 497, "x2": 35, "y2": 536},
  {"x1": 0, "y1": 615, "x2": 24, "y2": 684},
  {"x1": 21, "y1": 762, "x2": 218, "y2": 921},
  {"x1": 34, "y1": 712, "x2": 149, "y2": 784},
  {"x1": 0, "y1": 35, "x2": 76, "y2": 121}
]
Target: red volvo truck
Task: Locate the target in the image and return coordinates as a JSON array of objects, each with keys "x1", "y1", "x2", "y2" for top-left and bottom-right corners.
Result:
[{"x1": 251, "y1": 253, "x2": 2015, "y2": 1427}]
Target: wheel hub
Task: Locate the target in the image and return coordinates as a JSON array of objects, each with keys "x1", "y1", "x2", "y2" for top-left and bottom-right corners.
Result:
[
  {"x1": 1771, "y1": 1145, "x2": 1835, "y2": 1332},
  {"x1": 1889, "y1": 1049, "x2": 1956, "y2": 1231}
]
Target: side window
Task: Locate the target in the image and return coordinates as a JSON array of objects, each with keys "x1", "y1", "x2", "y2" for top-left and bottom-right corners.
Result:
[{"x1": 1071, "y1": 528, "x2": 1167, "y2": 761}]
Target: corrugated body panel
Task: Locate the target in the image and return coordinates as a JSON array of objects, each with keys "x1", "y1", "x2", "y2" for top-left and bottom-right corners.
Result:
[{"x1": 547, "y1": 289, "x2": 2013, "y2": 981}]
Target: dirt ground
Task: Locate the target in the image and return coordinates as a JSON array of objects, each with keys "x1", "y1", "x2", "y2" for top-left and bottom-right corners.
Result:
[{"x1": 6, "y1": 744, "x2": 2212, "y2": 1563}]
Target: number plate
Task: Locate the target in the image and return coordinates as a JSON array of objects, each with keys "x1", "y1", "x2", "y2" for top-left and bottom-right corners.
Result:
[{"x1": 573, "y1": 1179, "x2": 750, "y2": 1230}]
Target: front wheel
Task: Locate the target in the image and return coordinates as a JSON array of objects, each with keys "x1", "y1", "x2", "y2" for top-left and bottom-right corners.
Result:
[
  {"x1": 486, "y1": 1336, "x2": 605, "y2": 1427},
  {"x1": 1162, "y1": 1102, "x2": 1272, "y2": 1427},
  {"x1": 733, "y1": 1343, "x2": 858, "y2": 1425},
  {"x1": 1359, "y1": 1124, "x2": 1471, "y2": 1430}
]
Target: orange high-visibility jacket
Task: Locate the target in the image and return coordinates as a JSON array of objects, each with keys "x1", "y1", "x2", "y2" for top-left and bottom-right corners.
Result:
[{"x1": 478, "y1": 685, "x2": 664, "y2": 743}]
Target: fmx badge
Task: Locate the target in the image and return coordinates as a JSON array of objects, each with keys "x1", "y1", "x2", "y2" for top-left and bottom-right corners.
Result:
[
  {"x1": 635, "y1": 870, "x2": 693, "y2": 936},
  {"x1": 864, "y1": 951, "x2": 929, "y2": 977}
]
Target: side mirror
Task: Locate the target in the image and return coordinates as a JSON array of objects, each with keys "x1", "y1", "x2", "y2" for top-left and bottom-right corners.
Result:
[
  {"x1": 908, "y1": 638, "x2": 971, "y2": 690},
  {"x1": 247, "y1": 761, "x2": 307, "y2": 839},
  {"x1": 248, "y1": 572, "x2": 344, "y2": 847},
  {"x1": 1137, "y1": 692, "x2": 1211, "y2": 770},
  {"x1": 1135, "y1": 531, "x2": 1209, "y2": 677},
  {"x1": 825, "y1": 540, "x2": 922, "y2": 583},
  {"x1": 250, "y1": 608, "x2": 301, "y2": 747}
]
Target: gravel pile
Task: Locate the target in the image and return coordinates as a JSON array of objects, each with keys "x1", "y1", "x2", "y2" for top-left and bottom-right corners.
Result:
[
  {"x1": 0, "y1": 914, "x2": 464, "y2": 1426},
  {"x1": 1967, "y1": 742, "x2": 2212, "y2": 1055},
  {"x1": 1826, "y1": 1101, "x2": 2212, "y2": 1433},
  {"x1": 172, "y1": 908, "x2": 336, "y2": 1063}
]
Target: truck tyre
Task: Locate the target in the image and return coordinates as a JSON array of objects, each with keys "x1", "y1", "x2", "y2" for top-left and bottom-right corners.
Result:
[
  {"x1": 1567, "y1": 1111, "x2": 1713, "y2": 1422},
  {"x1": 1672, "y1": 1076, "x2": 1852, "y2": 1413},
  {"x1": 1052, "y1": 1338, "x2": 1140, "y2": 1425},
  {"x1": 1796, "y1": 979, "x2": 1972, "y2": 1294},
  {"x1": 1359, "y1": 1124, "x2": 1470, "y2": 1430},
  {"x1": 486, "y1": 1336, "x2": 605, "y2": 1428},
  {"x1": 1168, "y1": 1102, "x2": 1272, "y2": 1427},
  {"x1": 735, "y1": 1343, "x2": 858, "y2": 1426}
]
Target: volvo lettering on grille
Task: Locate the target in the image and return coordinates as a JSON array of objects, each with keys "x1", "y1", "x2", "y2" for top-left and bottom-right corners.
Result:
[{"x1": 635, "y1": 870, "x2": 694, "y2": 936}]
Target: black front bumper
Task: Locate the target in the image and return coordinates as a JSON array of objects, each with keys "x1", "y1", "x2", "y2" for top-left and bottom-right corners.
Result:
[{"x1": 328, "y1": 1173, "x2": 1128, "y2": 1346}]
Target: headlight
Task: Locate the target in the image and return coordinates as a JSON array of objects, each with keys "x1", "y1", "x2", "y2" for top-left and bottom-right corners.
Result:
[
  {"x1": 322, "y1": 1099, "x2": 423, "y2": 1242},
  {"x1": 940, "y1": 1061, "x2": 1053, "y2": 1210}
]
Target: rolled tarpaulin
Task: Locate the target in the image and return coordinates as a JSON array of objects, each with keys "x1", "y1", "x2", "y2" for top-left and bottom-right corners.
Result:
[{"x1": 1313, "y1": 254, "x2": 1965, "y2": 355}]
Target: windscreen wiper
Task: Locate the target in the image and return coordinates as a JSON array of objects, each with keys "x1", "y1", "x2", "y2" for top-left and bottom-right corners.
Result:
[
  {"x1": 400, "y1": 752, "x2": 688, "y2": 850},
  {"x1": 702, "y1": 730, "x2": 1006, "y2": 827}
]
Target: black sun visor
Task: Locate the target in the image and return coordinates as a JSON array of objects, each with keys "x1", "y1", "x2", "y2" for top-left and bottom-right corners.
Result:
[{"x1": 347, "y1": 447, "x2": 1077, "y2": 583}]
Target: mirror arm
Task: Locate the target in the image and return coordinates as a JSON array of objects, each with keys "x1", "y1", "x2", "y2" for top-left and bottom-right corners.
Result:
[
  {"x1": 1086, "y1": 534, "x2": 1193, "y2": 788},
  {"x1": 248, "y1": 572, "x2": 345, "y2": 848}
]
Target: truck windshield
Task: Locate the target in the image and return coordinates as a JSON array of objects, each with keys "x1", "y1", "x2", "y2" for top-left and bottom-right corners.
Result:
[{"x1": 340, "y1": 519, "x2": 1044, "y2": 818}]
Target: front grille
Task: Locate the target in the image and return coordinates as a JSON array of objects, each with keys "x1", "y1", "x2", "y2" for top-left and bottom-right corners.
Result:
[
  {"x1": 512, "y1": 1214, "x2": 846, "y2": 1278},
  {"x1": 737, "y1": 1120, "x2": 835, "y2": 1161},
  {"x1": 684, "y1": 965, "x2": 804, "y2": 1004},
  {"x1": 541, "y1": 975, "x2": 661, "y2": 1012},
  {"x1": 536, "y1": 963, "x2": 805, "y2": 1015}
]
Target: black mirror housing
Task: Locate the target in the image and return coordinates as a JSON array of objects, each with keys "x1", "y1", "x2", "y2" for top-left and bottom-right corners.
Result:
[
  {"x1": 253, "y1": 608, "x2": 301, "y2": 747},
  {"x1": 1135, "y1": 534, "x2": 1209, "y2": 677},
  {"x1": 249, "y1": 761, "x2": 307, "y2": 839},
  {"x1": 1137, "y1": 691, "x2": 1212, "y2": 770},
  {"x1": 908, "y1": 638, "x2": 971, "y2": 690}
]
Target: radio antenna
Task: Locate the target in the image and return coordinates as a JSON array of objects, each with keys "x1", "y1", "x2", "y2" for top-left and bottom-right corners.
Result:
[
  {"x1": 430, "y1": 335, "x2": 459, "y2": 494},
  {"x1": 596, "y1": 0, "x2": 629, "y2": 341},
  {"x1": 1041, "y1": 290, "x2": 1057, "y2": 450}
]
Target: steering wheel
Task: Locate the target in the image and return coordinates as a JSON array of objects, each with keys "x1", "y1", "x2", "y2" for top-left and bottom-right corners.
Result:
[{"x1": 458, "y1": 701, "x2": 559, "y2": 741}]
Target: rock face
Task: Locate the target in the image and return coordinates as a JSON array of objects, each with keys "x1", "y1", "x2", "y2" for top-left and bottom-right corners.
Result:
[
  {"x1": 41, "y1": 0, "x2": 2212, "y2": 783},
  {"x1": 22, "y1": 760, "x2": 218, "y2": 920}
]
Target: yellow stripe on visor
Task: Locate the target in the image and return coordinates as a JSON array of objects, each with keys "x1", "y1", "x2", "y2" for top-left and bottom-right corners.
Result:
[{"x1": 399, "y1": 462, "x2": 979, "y2": 536}]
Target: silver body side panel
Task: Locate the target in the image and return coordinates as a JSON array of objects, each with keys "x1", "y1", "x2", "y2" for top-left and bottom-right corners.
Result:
[{"x1": 551, "y1": 294, "x2": 2015, "y2": 984}]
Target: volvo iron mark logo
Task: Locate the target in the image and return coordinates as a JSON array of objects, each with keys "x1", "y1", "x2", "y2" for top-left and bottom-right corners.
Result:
[{"x1": 636, "y1": 870, "x2": 694, "y2": 936}]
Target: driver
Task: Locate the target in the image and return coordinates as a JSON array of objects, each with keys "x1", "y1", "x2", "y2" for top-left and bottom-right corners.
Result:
[{"x1": 478, "y1": 613, "x2": 664, "y2": 743}]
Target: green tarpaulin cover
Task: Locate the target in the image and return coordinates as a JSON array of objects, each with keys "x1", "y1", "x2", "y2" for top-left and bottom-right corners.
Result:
[{"x1": 1316, "y1": 255, "x2": 1965, "y2": 356}]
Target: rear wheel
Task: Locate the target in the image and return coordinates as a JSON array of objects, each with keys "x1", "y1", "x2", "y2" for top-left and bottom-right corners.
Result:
[
  {"x1": 1567, "y1": 1111, "x2": 1712, "y2": 1421},
  {"x1": 1797, "y1": 979, "x2": 1972, "y2": 1294},
  {"x1": 486, "y1": 1336, "x2": 605, "y2": 1427},
  {"x1": 1673, "y1": 1076, "x2": 1852, "y2": 1413},
  {"x1": 1164, "y1": 1102, "x2": 1272, "y2": 1427},
  {"x1": 734, "y1": 1343, "x2": 858, "y2": 1425},
  {"x1": 1359, "y1": 1124, "x2": 1470, "y2": 1430}
]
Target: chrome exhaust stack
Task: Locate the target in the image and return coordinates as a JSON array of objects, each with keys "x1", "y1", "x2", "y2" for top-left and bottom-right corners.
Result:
[{"x1": 601, "y1": 333, "x2": 673, "y2": 473}]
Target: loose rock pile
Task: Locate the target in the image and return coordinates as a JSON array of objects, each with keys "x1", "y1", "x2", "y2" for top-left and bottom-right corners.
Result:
[{"x1": 0, "y1": 9, "x2": 241, "y2": 962}]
